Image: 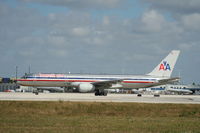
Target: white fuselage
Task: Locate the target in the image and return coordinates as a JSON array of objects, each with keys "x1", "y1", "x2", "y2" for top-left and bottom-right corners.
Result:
[{"x1": 17, "y1": 73, "x2": 166, "y2": 89}]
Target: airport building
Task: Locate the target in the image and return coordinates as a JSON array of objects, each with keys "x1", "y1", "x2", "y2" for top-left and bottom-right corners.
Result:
[
  {"x1": 0, "y1": 77, "x2": 33, "y2": 92},
  {"x1": 0, "y1": 83, "x2": 19, "y2": 92},
  {"x1": 0, "y1": 77, "x2": 18, "y2": 92}
]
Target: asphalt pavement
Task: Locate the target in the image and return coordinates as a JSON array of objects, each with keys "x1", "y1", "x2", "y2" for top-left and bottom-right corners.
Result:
[{"x1": 0, "y1": 92, "x2": 200, "y2": 104}]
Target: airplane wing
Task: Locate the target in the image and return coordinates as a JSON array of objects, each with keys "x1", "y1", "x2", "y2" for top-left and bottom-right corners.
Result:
[
  {"x1": 144, "y1": 77, "x2": 180, "y2": 88},
  {"x1": 158, "y1": 77, "x2": 180, "y2": 84},
  {"x1": 92, "y1": 77, "x2": 180, "y2": 90},
  {"x1": 92, "y1": 79, "x2": 123, "y2": 89}
]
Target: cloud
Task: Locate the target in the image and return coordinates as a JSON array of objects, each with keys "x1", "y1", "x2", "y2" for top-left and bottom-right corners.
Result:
[
  {"x1": 141, "y1": 10, "x2": 165, "y2": 32},
  {"x1": 178, "y1": 43, "x2": 195, "y2": 51},
  {"x1": 71, "y1": 27, "x2": 90, "y2": 36},
  {"x1": 142, "y1": 0, "x2": 200, "y2": 14},
  {"x1": 20, "y1": 0, "x2": 123, "y2": 9},
  {"x1": 102, "y1": 16, "x2": 110, "y2": 25},
  {"x1": 181, "y1": 13, "x2": 200, "y2": 31},
  {"x1": 1, "y1": 1, "x2": 200, "y2": 83}
]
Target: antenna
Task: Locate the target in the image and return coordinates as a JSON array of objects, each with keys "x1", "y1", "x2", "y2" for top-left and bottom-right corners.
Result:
[
  {"x1": 15, "y1": 66, "x2": 18, "y2": 80},
  {"x1": 28, "y1": 65, "x2": 31, "y2": 74}
]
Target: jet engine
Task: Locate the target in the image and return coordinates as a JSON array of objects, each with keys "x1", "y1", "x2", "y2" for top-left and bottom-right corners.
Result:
[{"x1": 78, "y1": 83, "x2": 95, "y2": 93}]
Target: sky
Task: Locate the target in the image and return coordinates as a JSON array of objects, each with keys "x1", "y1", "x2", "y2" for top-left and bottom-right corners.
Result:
[{"x1": 0, "y1": 0, "x2": 200, "y2": 84}]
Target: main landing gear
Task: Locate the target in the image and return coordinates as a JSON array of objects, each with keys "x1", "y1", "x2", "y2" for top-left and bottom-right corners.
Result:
[
  {"x1": 33, "y1": 89, "x2": 39, "y2": 95},
  {"x1": 95, "y1": 90, "x2": 108, "y2": 96}
]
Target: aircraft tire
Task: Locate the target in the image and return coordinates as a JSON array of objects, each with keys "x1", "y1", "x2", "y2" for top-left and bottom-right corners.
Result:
[
  {"x1": 95, "y1": 92, "x2": 99, "y2": 96},
  {"x1": 103, "y1": 91, "x2": 107, "y2": 96},
  {"x1": 33, "y1": 90, "x2": 39, "y2": 95},
  {"x1": 95, "y1": 90, "x2": 100, "y2": 96},
  {"x1": 95, "y1": 90, "x2": 107, "y2": 96},
  {"x1": 154, "y1": 94, "x2": 160, "y2": 97}
]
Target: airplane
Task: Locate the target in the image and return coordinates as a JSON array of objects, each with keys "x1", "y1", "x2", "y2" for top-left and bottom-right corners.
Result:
[
  {"x1": 17, "y1": 50, "x2": 180, "y2": 96},
  {"x1": 150, "y1": 84, "x2": 193, "y2": 95},
  {"x1": 165, "y1": 87, "x2": 193, "y2": 95}
]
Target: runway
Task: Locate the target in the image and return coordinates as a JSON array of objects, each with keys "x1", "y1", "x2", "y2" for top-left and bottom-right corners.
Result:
[{"x1": 0, "y1": 92, "x2": 200, "y2": 104}]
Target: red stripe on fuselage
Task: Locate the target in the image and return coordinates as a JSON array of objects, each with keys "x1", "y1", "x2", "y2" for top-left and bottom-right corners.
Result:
[
  {"x1": 17, "y1": 79, "x2": 97, "y2": 82},
  {"x1": 17, "y1": 79, "x2": 155, "y2": 84}
]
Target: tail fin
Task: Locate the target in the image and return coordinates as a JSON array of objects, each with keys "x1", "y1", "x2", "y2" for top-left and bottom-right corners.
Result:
[{"x1": 147, "y1": 50, "x2": 180, "y2": 77}]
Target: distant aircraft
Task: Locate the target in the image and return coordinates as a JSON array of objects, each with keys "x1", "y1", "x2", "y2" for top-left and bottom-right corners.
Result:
[
  {"x1": 165, "y1": 86, "x2": 193, "y2": 95},
  {"x1": 150, "y1": 84, "x2": 193, "y2": 95},
  {"x1": 17, "y1": 50, "x2": 180, "y2": 96}
]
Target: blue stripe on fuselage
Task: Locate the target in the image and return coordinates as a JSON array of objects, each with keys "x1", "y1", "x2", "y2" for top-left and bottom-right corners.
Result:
[{"x1": 25, "y1": 76, "x2": 157, "y2": 81}]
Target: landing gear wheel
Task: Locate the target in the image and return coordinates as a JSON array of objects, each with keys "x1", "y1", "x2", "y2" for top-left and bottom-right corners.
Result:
[
  {"x1": 95, "y1": 90, "x2": 107, "y2": 96},
  {"x1": 154, "y1": 94, "x2": 160, "y2": 97},
  {"x1": 103, "y1": 91, "x2": 107, "y2": 96},
  {"x1": 95, "y1": 90, "x2": 100, "y2": 96},
  {"x1": 95, "y1": 91, "x2": 99, "y2": 96},
  {"x1": 33, "y1": 90, "x2": 39, "y2": 95}
]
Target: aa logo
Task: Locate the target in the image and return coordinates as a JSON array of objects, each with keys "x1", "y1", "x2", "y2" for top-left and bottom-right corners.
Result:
[{"x1": 159, "y1": 61, "x2": 171, "y2": 71}]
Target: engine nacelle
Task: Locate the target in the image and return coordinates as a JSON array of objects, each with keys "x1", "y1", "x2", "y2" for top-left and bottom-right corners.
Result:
[{"x1": 78, "y1": 83, "x2": 95, "y2": 93}]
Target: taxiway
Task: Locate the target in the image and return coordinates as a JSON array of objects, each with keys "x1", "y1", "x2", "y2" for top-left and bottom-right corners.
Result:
[{"x1": 0, "y1": 92, "x2": 200, "y2": 104}]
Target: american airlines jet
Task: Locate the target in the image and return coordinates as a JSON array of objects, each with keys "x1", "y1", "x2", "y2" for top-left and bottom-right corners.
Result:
[{"x1": 17, "y1": 50, "x2": 180, "y2": 96}]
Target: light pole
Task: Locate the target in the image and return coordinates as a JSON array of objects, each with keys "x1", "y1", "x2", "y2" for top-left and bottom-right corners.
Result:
[{"x1": 16, "y1": 66, "x2": 18, "y2": 80}]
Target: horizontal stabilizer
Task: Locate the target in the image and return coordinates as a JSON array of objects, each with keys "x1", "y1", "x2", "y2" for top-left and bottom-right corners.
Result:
[{"x1": 158, "y1": 77, "x2": 180, "y2": 83}]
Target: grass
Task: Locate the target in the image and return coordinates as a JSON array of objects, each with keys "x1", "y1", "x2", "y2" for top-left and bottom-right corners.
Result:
[{"x1": 0, "y1": 101, "x2": 200, "y2": 133}]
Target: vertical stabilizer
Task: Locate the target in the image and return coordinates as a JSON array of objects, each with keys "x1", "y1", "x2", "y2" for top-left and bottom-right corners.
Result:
[{"x1": 147, "y1": 50, "x2": 180, "y2": 77}]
